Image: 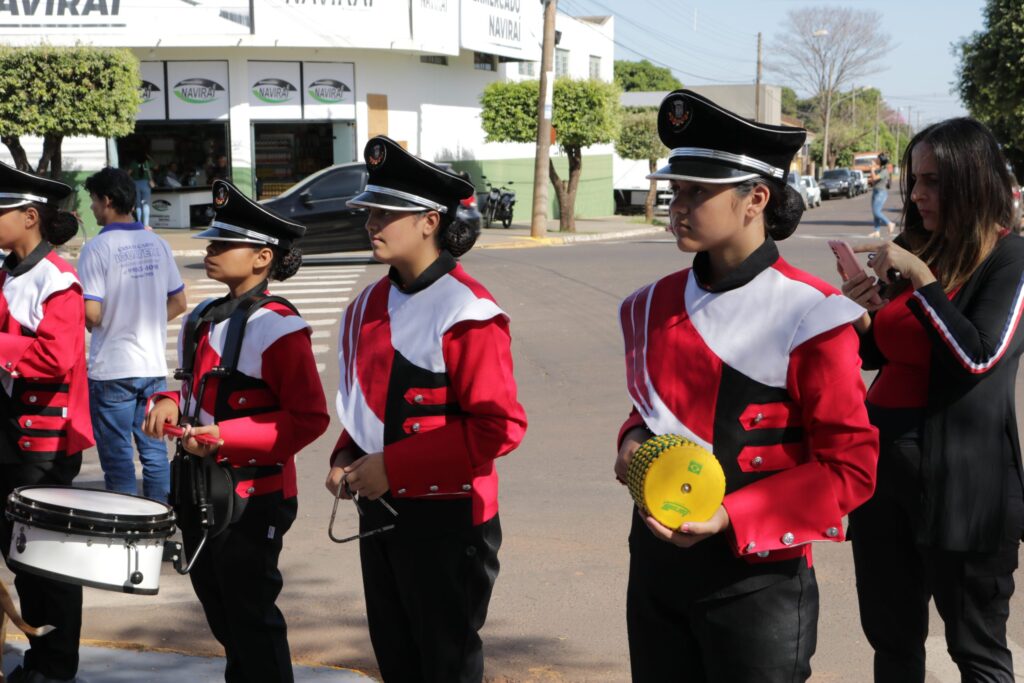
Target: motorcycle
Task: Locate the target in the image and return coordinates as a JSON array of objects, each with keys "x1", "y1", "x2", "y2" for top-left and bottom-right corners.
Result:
[{"x1": 482, "y1": 177, "x2": 516, "y2": 229}]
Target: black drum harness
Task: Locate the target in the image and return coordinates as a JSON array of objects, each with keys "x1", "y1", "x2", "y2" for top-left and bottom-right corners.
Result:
[{"x1": 168, "y1": 285, "x2": 297, "y2": 574}]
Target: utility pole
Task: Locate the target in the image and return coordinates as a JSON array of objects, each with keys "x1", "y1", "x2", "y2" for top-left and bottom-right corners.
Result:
[
  {"x1": 894, "y1": 106, "x2": 901, "y2": 169},
  {"x1": 754, "y1": 32, "x2": 762, "y2": 121},
  {"x1": 530, "y1": 0, "x2": 557, "y2": 239},
  {"x1": 874, "y1": 94, "x2": 880, "y2": 150}
]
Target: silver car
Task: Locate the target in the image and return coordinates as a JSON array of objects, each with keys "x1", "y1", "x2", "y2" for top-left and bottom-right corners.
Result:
[{"x1": 801, "y1": 175, "x2": 821, "y2": 208}]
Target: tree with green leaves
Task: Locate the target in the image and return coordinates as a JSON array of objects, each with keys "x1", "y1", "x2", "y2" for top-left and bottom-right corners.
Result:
[
  {"x1": 957, "y1": 0, "x2": 1024, "y2": 180},
  {"x1": 614, "y1": 59, "x2": 681, "y2": 92},
  {"x1": 615, "y1": 108, "x2": 662, "y2": 222},
  {"x1": 0, "y1": 46, "x2": 140, "y2": 178},
  {"x1": 480, "y1": 77, "x2": 621, "y2": 232}
]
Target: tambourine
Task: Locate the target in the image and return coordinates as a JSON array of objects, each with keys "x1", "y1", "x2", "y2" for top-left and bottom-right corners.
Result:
[{"x1": 627, "y1": 434, "x2": 726, "y2": 528}]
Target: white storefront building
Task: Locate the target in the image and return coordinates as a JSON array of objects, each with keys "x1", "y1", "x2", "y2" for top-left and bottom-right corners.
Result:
[{"x1": 0, "y1": 1, "x2": 614, "y2": 232}]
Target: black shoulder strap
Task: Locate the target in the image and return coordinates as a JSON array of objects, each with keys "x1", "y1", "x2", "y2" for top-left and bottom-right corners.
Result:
[
  {"x1": 218, "y1": 295, "x2": 300, "y2": 375},
  {"x1": 179, "y1": 297, "x2": 220, "y2": 376}
]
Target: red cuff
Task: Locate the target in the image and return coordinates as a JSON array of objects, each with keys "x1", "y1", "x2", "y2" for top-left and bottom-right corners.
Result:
[
  {"x1": 724, "y1": 464, "x2": 845, "y2": 557},
  {"x1": 383, "y1": 421, "x2": 474, "y2": 498},
  {"x1": 0, "y1": 334, "x2": 35, "y2": 377}
]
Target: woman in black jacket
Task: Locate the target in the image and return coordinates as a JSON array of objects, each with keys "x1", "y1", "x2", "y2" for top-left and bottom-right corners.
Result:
[{"x1": 840, "y1": 117, "x2": 1024, "y2": 682}]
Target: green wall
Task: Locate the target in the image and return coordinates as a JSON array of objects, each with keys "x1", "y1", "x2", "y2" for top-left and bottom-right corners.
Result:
[{"x1": 446, "y1": 154, "x2": 614, "y2": 227}]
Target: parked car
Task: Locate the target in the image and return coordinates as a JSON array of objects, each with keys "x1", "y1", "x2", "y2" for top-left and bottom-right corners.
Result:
[
  {"x1": 261, "y1": 162, "x2": 482, "y2": 254},
  {"x1": 787, "y1": 171, "x2": 811, "y2": 210},
  {"x1": 850, "y1": 169, "x2": 868, "y2": 195},
  {"x1": 819, "y1": 169, "x2": 855, "y2": 199},
  {"x1": 801, "y1": 175, "x2": 822, "y2": 208}
]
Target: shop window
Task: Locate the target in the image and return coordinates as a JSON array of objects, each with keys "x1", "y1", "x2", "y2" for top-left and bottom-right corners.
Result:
[
  {"x1": 589, "y1": 55, "x2": 601, "y2": 80},
  {"x1": 118, "y1": 121, "x2": 230, "y2": 190},
  {"x1": 474, "y1": 52, "x2": 498, "y2": 71},
  {"x1": 420, "y1": 55, "x2": 448, "y2": 66},
  {"x1": 254, "y1": 122, "x2": 336, "y2": 199},
  {"x1": 519, "y1": 61, "x2": 536, "y2": 77},
  {"x1": 555, "y1": 49, "x2": 570, "y2": 77}
]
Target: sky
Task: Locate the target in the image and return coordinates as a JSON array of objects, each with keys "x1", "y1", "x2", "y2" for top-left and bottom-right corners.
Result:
[{"x1": 558, "y1": 0, "x2": 987, "y2": 126}]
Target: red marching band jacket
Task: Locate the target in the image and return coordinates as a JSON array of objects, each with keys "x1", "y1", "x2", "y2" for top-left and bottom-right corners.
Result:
[
  {"x1": 620, "y1": 252, "x2": 879, "y2": 565},
  {"x1": 154, "y1": 299, "x2": 329, "y2": 499},
  {"x1": 334, "y1": 263, "x2": 527, "y2": 525},
  {"x1": 0, "y1": 248, "x2": 93, "y2": 458}
]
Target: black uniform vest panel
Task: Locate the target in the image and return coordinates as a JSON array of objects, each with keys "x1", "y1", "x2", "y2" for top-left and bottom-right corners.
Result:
[
  {"x1": 212, "y1": 371, "x2": 278, "y2": 423},
  {"x1": 713, "y1": 364, "x2": 804, "y2": 494},
  {"x1": 0, "y1": 378, "x2": 71, "y2": 462},
  {"x1": 383, "y1": 350, "x2": 462, "y2": 446}
]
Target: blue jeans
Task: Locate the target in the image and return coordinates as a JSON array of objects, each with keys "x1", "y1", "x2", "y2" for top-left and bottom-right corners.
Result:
[
  {"x1": 872, "y1": 188, "x2": 889, "y2": 229},
  {"x1": 134, "y1": 179, "x2": 152, "y2": 226},
  {"x1": 88, "y1": 376, "x2": 170, "y2": 501}
]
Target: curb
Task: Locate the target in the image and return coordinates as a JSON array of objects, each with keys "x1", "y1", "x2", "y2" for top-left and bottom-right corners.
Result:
[{"x1": 161, "y1": 226, "x2": 664, "y2": 257}]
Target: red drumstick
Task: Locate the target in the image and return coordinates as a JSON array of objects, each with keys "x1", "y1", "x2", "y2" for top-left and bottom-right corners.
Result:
[{"x1": 161, "y1": 424, "x2": 222, "y2": 447}]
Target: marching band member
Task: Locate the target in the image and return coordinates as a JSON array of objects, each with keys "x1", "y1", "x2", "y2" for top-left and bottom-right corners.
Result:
[
  {"x1": 0, "y1": 162, "x2": 93, "y2": 683},
  {"x1": 327, "y1": 136, "x2": 527, "y2": 682},
  {"x1": 613, "y1": 91, "x2": 879, "y2": 682},
  {"x1": 143, "y1": 180, "x2": 329, "y2": 683}
]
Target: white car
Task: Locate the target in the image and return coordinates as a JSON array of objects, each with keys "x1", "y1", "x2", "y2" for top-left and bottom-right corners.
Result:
[{"x1": 801, "y1": 175, "x2": 822, "y2": 208}]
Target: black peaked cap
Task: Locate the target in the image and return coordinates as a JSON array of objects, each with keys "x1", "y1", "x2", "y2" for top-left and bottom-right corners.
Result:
[
  {"x1": 649, "y1": 89, "x2": 807, "y2": 184},
  {"x1": 194, "y1": 180, "x2": 306, "y2": 248},
  {"x1": 347, "y1": 136, "x2": 474, "y2": 216},
  {"x1": 0, "y1": 161, "x2": 72, "y2": 208}
]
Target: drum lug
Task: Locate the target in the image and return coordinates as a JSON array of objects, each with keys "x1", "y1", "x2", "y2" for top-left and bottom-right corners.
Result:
[{"x1": 15, "y1": 529, "x2": 25, "y2": 554}]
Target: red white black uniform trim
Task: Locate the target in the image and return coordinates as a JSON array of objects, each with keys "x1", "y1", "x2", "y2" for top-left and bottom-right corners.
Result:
[
  {"x1": 620, "y1": 240, "x2": 878, "y2": 565},
  {"x1": 0, "y1": 242, "x2": 93, "y2": 460}
]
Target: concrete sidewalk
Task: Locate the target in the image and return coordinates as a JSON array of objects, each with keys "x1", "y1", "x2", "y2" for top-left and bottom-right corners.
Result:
[
  {"x1": 62, "y1": 217, "x2": 666, "y2": 258},
  {"x1": 3, "y1": 639, "x2": 373, "y2": 682}
]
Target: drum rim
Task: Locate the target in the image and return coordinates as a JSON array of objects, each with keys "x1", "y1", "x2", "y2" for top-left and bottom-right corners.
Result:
[
  {"x1": 6, "y1": 485, "x2": 176, "y2": 538},
  {"x1": 7, "y1": 557, "x2": 159, "y2": 596}
]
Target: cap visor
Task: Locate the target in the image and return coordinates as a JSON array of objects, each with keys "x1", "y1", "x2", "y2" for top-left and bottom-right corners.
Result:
[
  {"x1": 192, "y1": 226, "x2": 268, "y2": 244},
  {"x1": 648, "y1": 160, "x2": 761, "y2": 184},
  {"x1": 347, "y1": 190, "x2": 431, "y2": 212},
  {"x1": 0, "y1": 198, "x2": 33, "y2": 209}
]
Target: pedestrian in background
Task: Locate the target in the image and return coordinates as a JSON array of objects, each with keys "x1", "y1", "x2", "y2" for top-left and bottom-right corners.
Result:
[
  {"x1": 614, "y1": 90, "x2": 878, "y2": 682},
  {"x1": 841, "y1": 118, "x2": 1024, "y2": 682},
  {"x1": 0, "y1": 161, "x2": 93, "y2": 683},
  {"x1": 867, "y1": 153, "x2": 895, "y2": 238},
  {"x1": 79, "y1": 167, "x2": 186, "y2": 501},
  {"x1": 128, "y1": 152, "x2": 155, "y2": 228},
  {"x1": 327, "y1": 136, "x2": 527, "y2": 682}
]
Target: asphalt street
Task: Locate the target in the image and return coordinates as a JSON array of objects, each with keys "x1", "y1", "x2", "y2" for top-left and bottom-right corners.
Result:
[{"x1": 8, "y1": 190, "x2": 1024, "y2": 682}]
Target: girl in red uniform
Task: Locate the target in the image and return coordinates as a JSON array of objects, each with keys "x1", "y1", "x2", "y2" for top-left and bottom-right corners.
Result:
[
  {"x1": 614, "y1": 91, "x2": 878, "y2": 682},
  {"x1": 144, "y1": 180, "x2": 329, "y2": 683},
  {"x1": 327, "y1": 136, "x2": 527, "y2": 682},
  {"x1": 842, "y1": 118, "x2": 1024, "y2": 682},
  {"x1": 0, "y1": 161, "x2": 93, "y2": 683}
]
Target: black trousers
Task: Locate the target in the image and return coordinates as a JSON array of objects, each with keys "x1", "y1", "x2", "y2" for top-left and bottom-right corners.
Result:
[
  {"x1": 626, "y1": 510, "x2": 819, "y2": 683},
  {"x1": 0, "y1": 455, "x2": 83, "y2": 681},
  {"x1": 182, "y1": 493, "x2": 297, "y2": 683},
  {"x1": 850, "y1": 437, "x2": 1024, "y2": 683},
  {"x1": 359, "y1": 498, "x2": 501, "y2": 683}
]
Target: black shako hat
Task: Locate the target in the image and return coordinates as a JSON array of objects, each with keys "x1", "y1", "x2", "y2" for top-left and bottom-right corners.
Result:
[
  {"x1": 649, "y1": 89, "x2": 807, "y2": 185},
  {"x1": 347, "y1": 136, "x2": 474, "y2": 216},
  {"x1": 0, "y1": 160, "x2": 72, "y2": 208},
  {"x1": 194, "y1": 180, "x2": 305, "y2": 249}
]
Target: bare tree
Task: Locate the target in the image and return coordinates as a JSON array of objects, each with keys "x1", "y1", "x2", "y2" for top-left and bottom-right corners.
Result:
[{"x1": 769, "y1": 7, "x2": 892, "y2": 169}]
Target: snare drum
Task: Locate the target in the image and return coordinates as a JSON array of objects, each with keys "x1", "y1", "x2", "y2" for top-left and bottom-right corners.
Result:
[
  {"x1": 627, "y1": 434, "x2": 726, "y2": 528},
  {"x1": 6, "y1": 486, "x2": 177, "y2": 595}
]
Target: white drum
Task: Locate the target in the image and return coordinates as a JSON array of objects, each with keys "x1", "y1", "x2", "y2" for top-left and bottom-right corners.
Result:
[{"x1": 6, "y1": 486, "x2": 177, "y2": 595}]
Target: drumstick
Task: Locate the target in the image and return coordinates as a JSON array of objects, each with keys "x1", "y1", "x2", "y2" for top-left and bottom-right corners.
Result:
[{"x1": 161, "y1": 424, "x2": 222, "y2": 447}]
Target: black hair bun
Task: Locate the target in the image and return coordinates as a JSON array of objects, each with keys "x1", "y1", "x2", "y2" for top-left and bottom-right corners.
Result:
[
  {"x1": 271, "y1": 247, "x2": 302, "y2": 281},
  {"x1": 45, "y1": 210, "x2": 80, "y2": 246},
  {"x1": 766, "y1": 183, "x2": 805, "y2": 241},
  {"x1": 442, "y1": 218, "x2": 480, "y2": 258}
]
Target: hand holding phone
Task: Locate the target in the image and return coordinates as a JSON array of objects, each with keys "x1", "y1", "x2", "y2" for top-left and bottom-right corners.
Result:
[{"x1": 829, "y1": 240, "x2": 883, "y2": 307}]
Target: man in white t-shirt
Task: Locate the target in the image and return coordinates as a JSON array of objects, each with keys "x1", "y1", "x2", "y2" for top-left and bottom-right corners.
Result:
[{"x1": 79, "y1": 167, "x2": 188, "y2": 501}]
